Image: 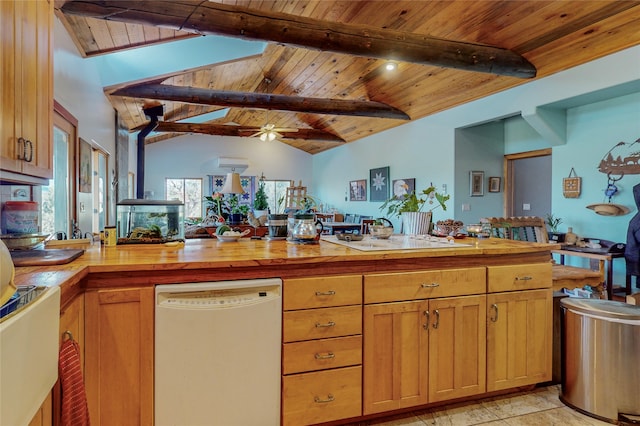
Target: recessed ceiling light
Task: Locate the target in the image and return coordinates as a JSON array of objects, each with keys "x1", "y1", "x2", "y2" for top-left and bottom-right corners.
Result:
[{"x1": 385, "y1": 61, "x2": 397, "y2": 71}]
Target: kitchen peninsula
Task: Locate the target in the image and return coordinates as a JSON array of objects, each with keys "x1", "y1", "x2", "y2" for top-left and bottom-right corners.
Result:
[{"x1": 15, "y1": 237, "x2": 557, "y2": 426}]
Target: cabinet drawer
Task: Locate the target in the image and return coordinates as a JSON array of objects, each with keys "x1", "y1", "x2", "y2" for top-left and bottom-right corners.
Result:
[
  {"x1": 283, "y1": 335, "x2": 362, "y2": 374},
  {"x1": 283, "y1": 275, "x2": 362, "y2": 310},
  {"x1": 487, "y1": 263, "x2": 552, "y2": 292},
  {"x1": 283, "y1": 306, "x2": 362, "y2": 342},
  {"x1": 282, "y1": 366, "x2": 362, "y2": 426},
  {"x1": 364, "y1": 267, "x2": 486, "y2": 303}
]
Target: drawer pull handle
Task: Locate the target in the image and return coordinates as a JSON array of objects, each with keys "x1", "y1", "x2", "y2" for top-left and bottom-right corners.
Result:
[
  {"x1": 315, "y1": 290, "x2": 336, "y2": 296},
  {"x1": 314, "y1": 394, "x2": 335, "y2": 404},
  {"x1": 432, "y1": 309, "x2": 440, "y2": 329},
  {"x1": 315, "y1": 321, "x2": 336, "y2": 328},
  {"x1": 421, "y1": 282, "x2": 439, "y2": 288},
  {"x1": 490, "y1": 304, "x2": 499, "y2": 322},
  {"x1": 315, "y1": 352, "x2": 335, "y2": 360},
  {"x1": 515, "y1": 276, "x2": 533, "y2": 281},
  {"x1": 423, "y1": 310, "x2": 430, "y2": 330}
]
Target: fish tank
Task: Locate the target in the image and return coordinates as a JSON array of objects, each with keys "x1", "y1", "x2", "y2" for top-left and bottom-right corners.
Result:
[{"x1": 116, "y1": 199, "x2": 185, "y2": 244}]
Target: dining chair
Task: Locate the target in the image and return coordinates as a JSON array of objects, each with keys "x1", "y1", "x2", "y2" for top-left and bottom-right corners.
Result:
[{"x1": 361, "y1": 219, "x2": 374, "y2": 235}]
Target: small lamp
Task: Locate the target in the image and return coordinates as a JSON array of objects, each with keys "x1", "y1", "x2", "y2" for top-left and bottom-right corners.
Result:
[{"x1": 219, "y1": 170, "x2": 245, "y2": 194}]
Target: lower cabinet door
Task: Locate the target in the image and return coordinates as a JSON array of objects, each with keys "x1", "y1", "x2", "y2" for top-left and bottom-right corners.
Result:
[
  {"x1": 363, "y1": 300, "x2": 429, "y2": 415},
  {"x1": 282, "y1": 366, "x2": 362, "y2": 426},
  {"x1": 428, "y1": 295, "x2": 486, "y2": 402},
  {"x1": 84, "y1": 287, "x2": 154, "y2": 426},
  {"x1": 486, "y1": 289, "x2": 552, "y2": 391}
]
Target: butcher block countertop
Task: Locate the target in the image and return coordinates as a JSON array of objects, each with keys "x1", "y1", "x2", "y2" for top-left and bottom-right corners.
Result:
[{"x1": 13, "y1": 237, "x2": 558, "y2": 306}]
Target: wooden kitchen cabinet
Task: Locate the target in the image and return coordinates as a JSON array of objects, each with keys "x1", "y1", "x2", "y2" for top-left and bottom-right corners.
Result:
[
  {"x1": 363, "y1": 300, "x2": 429, "y2": 414},
  {"x1": 486, "y1": 288, "x2": 552, "y2": 391},
  {"x1": 84, "y1": 287, "x2": 154, "y2": 426},
  {"x1": 0, "y1": 0, "x2": 53, "y2": 181},
  {"x1": 486, "y1": 263, "x2": 552, "y2": 391},
  {"x1": 363, "y1": 270, "x2": 487, "y2": 415},
  {"x1": 282, "y1": 275, "x2": 362, "y2": 426}
]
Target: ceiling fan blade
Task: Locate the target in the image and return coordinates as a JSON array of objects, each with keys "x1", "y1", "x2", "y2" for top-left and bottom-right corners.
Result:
[
  {"x1": 273, "y1": 127, "x2": 299, "y2": 132},
  {"x1": 249, "y1": 131, "x2": 263, "y2": 138}
]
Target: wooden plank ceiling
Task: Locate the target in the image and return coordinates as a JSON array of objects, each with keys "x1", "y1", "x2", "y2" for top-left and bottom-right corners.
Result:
[{"x1": 55, "y1": 0, "x2": 640, "y2": 154}]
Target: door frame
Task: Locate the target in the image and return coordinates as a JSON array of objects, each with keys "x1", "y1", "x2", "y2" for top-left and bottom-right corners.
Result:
[{"x1": 503, "y1": 148, "x2": 551, "y2": 216}]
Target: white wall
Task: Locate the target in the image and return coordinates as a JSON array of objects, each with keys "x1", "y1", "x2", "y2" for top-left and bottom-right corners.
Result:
[
  {"x1": 144, "y1": 134, "x2": 313, "y2": 199},
  {"x1": 53, "y1": 18, "x2": 116, "y2": 158}
]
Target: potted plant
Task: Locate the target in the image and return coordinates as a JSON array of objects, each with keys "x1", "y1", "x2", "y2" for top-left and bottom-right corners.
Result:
[
  {"x1": 253, "y1": 181, "x2": 269, "y2": 219},
  {"x1": 545, "y1": 214, "x2": 565, "y2": 242},
  {"x1": 380, "y1": 185, "x2": 449, "y2": 235},
  {"x1": 225, "y1": 194, "x2": 244, "y2": 225}
]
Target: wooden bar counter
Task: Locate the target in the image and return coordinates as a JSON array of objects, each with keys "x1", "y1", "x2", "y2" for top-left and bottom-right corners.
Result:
[
  {"x1": 15, "y1": 237, "x2": 558, "y2": 426},
  {"x1": 15, "y1": 237, "x2": 556, "y2": 297}
]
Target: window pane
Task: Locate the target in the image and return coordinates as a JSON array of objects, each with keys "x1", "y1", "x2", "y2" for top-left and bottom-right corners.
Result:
[
  {"x1": 263, "y1": 180, "x2": 292, "y2": 214},
  {"x1": 184, "y1": 179, "x2": 202, "y2": 218},
  {"x1": 165, "y1": 178, "x2": 202, "y2": 218},
  {"x1": 42, "y1": 127, "x2": 70, "y2": 235}
]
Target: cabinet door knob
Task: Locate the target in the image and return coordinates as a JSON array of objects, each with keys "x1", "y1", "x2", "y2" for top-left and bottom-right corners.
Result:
[
  {"x1": 17, "y1": 137, "x2": 26, "y2": 160},
  {"x1": 24, "y1": 139, "x2": 33, "y2": 162},
  {"x1": 432, "y1": 309, "x2": 440, "y2": 329},
  {"x1": 423, "y1": 310, "x2": 430, "y2": 330},
  {"x1": 490, "y1": 303, "x2": 499, "y2": 322}
]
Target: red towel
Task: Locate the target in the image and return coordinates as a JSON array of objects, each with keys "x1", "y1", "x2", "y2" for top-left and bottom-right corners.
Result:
[{"x1": 59, "y1": 338, "x2": 90, "y2": 426}]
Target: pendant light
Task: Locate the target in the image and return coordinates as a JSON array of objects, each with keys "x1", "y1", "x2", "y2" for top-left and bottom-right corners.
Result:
[{"x1": 219, "y1": 169, "x2": 245, "y2": 194}]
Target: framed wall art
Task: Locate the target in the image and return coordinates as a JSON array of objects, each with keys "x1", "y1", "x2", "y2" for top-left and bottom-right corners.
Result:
[
  {"x1": 370, "y1": 166, "x2": 390, "y2": 202},
  {"x1": 470, "y1": 171, "x2": 484, "y2": 196},
  {"x1": 349, "y1": 180, "x2": 367, "y2": 201},
  {"x1": 78, "y1": 138, "x2": 92, "y2": 193},
  {"x1": 488, "y1": 177, "x2": 501, "y2": 193},
  {"x1": 392, "y1": 178, "x2": 415, "y2": 199}
]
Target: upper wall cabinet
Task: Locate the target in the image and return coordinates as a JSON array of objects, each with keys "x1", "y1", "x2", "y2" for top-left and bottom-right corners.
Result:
[{"x1": 1, "y1": 0, "x2": 53, "y2": 183}]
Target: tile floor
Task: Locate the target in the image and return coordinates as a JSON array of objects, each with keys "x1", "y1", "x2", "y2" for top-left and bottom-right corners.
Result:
[{"x1": 350, "y1": 385, "x2": 621, "y2": 425}]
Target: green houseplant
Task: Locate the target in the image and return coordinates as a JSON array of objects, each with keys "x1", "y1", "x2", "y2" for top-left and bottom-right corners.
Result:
[
  {"x1": 545, "y1": 213, "x2": 565, "y2": 242},
  {"x1": 380, "y1": 185, "x2": 449, "y2": 234},
  {"x1": 253, "y1": 181, "x2": 269, "y2": 218}
]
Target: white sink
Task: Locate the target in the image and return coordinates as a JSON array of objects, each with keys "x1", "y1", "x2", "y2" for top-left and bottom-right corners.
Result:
[{"x1": 0, "y1": 286, "x2": 60, "y2": 425}]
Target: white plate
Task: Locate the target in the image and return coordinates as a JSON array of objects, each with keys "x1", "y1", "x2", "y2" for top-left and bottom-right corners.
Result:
[{"x1": 216, "y1": 234, "x2": 242, "y2": 242}]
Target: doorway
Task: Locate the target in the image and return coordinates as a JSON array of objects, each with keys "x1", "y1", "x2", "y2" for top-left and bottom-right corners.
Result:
[{"x1": 504, "y1": 148, "x2": 552, "y2": 218}]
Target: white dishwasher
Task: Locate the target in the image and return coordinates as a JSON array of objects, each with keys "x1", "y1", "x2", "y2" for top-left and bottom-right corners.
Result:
[{"x1": 155, "y1": 279, "x2": 282, "y2": 426}]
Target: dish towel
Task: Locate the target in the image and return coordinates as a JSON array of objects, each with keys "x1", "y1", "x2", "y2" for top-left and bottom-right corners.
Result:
[{"x1": 59, "y1": 337, "x2": 90, "y2": 426}]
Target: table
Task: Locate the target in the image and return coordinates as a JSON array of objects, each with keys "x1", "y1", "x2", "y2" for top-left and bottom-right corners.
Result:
[
  {"x1": 552, "y1": 246, "x2": 625, "y2": 300},
  {"x1": 321, "y1": 222, "x2": 362, "y2": 235}
]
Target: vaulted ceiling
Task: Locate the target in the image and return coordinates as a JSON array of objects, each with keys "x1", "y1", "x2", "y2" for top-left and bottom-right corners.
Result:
[{"x1": 55, "y1": 1, "x2": 640, "y2": 154}]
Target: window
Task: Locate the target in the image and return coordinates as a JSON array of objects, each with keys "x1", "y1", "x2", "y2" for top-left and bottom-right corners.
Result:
[
  {"x1": 166, "y1": 178, "x2": 202, "y2": 218},
  {"x1": 261, "y1": 180, "x2": 292, "y2": 214},
  {"x1": 42, "y1": 106, "x2": 77, "y2": 236}
]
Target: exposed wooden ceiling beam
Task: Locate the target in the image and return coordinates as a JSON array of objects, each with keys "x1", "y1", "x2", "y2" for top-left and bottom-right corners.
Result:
[
  {"x1": 60, "y1": 0, "x2": 536, "y2": 78},
  {"x1": 150, "y1": 122, "x2": 346, "y2": 143},
  {"x1": 111, "y1": 83, "x2": 410, "y2": 120}
]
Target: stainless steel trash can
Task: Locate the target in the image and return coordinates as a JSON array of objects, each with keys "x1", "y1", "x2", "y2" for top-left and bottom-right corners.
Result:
[{"x1": 560, "y1": 298, "x2": 640, "y2": 423}]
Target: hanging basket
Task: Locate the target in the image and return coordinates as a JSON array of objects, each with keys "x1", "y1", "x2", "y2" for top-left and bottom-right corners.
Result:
[
  {"x1": 401, "y1": 212, "x2": 432, "y2": 235},
  {"x1": 563, "y1": 168, "x2": 581, "y2": 198}
]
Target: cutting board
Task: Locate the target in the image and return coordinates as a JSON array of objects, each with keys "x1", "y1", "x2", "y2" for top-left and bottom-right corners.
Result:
[{"x1": 10, "y1": 249, "x2": 85, "y2": 266}]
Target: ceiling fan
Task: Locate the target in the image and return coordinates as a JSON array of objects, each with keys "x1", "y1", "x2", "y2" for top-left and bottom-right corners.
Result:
[{"x1": 248, "y1": 110, "x2": 299, "y2": 141}]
